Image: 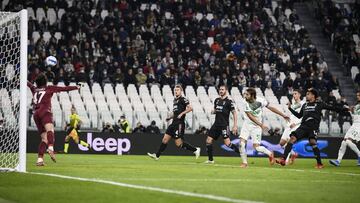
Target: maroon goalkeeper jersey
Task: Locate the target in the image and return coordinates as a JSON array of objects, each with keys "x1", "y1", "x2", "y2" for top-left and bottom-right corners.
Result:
[{"x1": 27, "y1": 82, "x2": 78, "y2": 113}]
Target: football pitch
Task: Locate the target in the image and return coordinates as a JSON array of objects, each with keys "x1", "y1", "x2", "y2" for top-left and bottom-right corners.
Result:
[{"x1": 0, "y1": 154, "x2": 359, "y2": 203}]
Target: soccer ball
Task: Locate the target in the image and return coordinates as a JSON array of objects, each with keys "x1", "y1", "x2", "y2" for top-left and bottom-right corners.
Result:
[{"x1": 45, "y1": 56, "x2": 57, "y2": 67}]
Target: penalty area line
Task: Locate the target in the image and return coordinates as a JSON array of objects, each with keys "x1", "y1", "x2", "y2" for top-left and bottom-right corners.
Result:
[{"x1": 27, "y1": 172, "x2": 263, "y2": 203}]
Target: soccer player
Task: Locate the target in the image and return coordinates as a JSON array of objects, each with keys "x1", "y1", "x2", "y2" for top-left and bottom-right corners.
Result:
[
  {"x1": 147, "y1": 85, "x2": 200, "y2": 160},
  {"x1": 205, "y1": 85, "x2": 239, "y2": 164},
  {"x1": 276, "y1": 88, "x2": 348, "y2": 169},
  {"x1": 278, "y1": 89, "x2": 305, "y2": 164},
  {"x1": 239, "y1": 88, "x2": 290, "y2": 168},
  {"x1": 63, "y1": 106, "x2": 90, "y2": 153},
  {"x1": 330, "y1": 91, "x2": 360, "y2": 166},
  {"x1": 28, "y1": 74, "x2": 80, "y2": 166}
]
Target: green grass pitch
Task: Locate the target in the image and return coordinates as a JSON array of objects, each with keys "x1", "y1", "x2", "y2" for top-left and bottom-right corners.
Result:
[{"x1": 0, "y1": 154, "x2": 359, "y2": 203}]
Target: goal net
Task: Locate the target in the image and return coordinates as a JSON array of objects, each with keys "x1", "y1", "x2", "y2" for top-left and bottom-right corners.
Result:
[{"x1": 0, "y1": 10, "x2": 27, "y2": 172}]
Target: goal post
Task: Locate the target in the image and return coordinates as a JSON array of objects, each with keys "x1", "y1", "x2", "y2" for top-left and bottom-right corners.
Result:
[{"x1": 0, "y1": 9, "x2": 27, "y2": 172}]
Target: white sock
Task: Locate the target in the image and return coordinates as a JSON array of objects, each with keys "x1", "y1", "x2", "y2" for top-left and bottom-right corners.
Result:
[
  {"x1": 346, "y1": 140, "x2": 360, "y2": 157},
  {"x1": 285, "y1": 149, "x2": 294, "y2": 163},
  {"x1": 240, "y1": 141, "x2": 247, "y2": 164},
  {"x1": 255, "y1": 146, "x2": 271, "y2": 156},
  {"x1": 37, "y1": 157, "x2": 43, "y2": 163},
  {"x1": 337, "y1": 140, "x2": 347, "y2": 163},
  {"x1": 48, "y1": 146, "x2": 54, "y2": 151}
]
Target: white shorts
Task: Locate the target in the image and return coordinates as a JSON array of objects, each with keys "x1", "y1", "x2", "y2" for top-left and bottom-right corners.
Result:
[
  {"x1": 281, "y1": 124, "x2": 300, "y2": 141},
  {"x1": 344, "y1": 125, "x2": 360, "y2": 142},
  {"x1": 239, "y1": 123, "x2": 262, "y2": 144}
]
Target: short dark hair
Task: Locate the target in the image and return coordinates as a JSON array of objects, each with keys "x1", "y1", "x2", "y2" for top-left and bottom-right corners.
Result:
[
  {"x1": 307, "y1": 88, "x2": 318, "y2": 98},
  {"x1": 35, "y1": 74, "x2": 47, "y2": 87},
  {"x1": 219, "y1": 84, "x2": 228, "y2": 90},
  {"x1": 246, "y1": 88, "x2": 257, "y2": 99},
  {"x1": 293, "y1": 89, "x2": 302, "y2": 95}
]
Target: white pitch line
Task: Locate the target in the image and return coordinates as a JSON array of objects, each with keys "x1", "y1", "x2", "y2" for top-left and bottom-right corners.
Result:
[
  {"x1": 28, "y1": 172, "x2": 263, "y2": 203},
  {"x1": 112, "y1": 177, "x2": 355, "y2": 184},
  {"x1": 186, "y1": 162, "x2": 360, "y2": 177}
]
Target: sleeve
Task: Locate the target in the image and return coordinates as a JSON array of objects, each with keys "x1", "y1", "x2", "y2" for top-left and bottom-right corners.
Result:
[
  {"x1": 229, "y1": 99, "x2": 235, "y2": 111},
  {"x1": 261, "y1": 98, "x2": 269, "y2": 108},
  {"x1": 289, "y1": 103, "x2": 304, "y2": 119},
  {"x1": 27, "y1": 81, "x2": 36, "y2": 94},
  {"x1": 244, "y1": 102, "x2": 251, "y2": 112},
  {"x1": 183, "y1": 97, "x2": 190, "y2": 106},
  {"x1": 48, "y1": 85, "x2": 78, "y2": 93}
]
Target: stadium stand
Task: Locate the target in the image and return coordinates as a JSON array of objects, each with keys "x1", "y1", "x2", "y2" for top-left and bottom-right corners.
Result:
[{"x1": 2, "y1": 0, "x2": 356, "y2": 134}]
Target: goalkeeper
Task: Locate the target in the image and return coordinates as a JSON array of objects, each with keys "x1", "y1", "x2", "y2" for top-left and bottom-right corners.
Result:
[{"x1": 63, "y1": 106, "x2": 90, "y2": 153}]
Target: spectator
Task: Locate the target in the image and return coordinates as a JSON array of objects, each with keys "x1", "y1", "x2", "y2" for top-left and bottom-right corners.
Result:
[
  {"x1": 146, "y1": 120, "x2": 160, "y2": 134},
  {"x1": 102, "y1": 122, "x2": 115, "y2": 133},
  {"x1": 355, "y1": 72, "x2": 360, "y2": 90},
  {"x1": 118, "y1": 115, "x2": 131, "y2": 133},
  {"x1": 112, "y1": 68, "x2": 124, "y2": 84},
  {"x1": 135, "y1": 68, "x2": 147, "y2": 86},
  {"x1": 133, "y1": 122, "x2": 146, "y2": 133},
  {"x1": 45, "y1": 66, "x2": 55, "y2": 82},
  {"x1": 195, "y1": 126, "x2": 208, "y2": 135},
  {"x1": 123, "y1": 69, "x2": 137, "y2": 88}
]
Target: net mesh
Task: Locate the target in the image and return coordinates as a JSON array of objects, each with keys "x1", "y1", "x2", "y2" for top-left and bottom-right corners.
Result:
[{"x1": 0, "y1": 11, "x2": 21, "y2": 171}]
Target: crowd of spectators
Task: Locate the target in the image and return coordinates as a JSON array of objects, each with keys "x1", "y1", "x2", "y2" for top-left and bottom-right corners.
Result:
[
  {"x1": 4, "y1": 0, "x2": 343, "y2": 103},
  {"x1": 315, "y1": 0, "x2": 360, "y2": 89}
]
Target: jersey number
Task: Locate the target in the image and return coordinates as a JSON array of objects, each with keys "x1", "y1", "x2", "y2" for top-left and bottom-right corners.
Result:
[{"x1": 34, "y1": 91, "x2": 45, "y2": 104}]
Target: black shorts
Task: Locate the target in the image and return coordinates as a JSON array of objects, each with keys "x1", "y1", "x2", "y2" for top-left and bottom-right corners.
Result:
[
  {"x1": 291, "y1": 125, "x2": 318, "y2": 140},
  {"x1": 208, "y1": 125, "x2": 230, "y2": 140},
  {"x1": 165, "y1": 122, "x2": 185, "y2": 139}
]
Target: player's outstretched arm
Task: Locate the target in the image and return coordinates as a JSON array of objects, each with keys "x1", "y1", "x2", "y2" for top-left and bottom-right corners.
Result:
[
  {"x1": 321, "y1": 101, "x2": 349, "y2": 113},
  {"x1": 267, "y1": 105, "x2": 290, "y2": 122},
  {"x1": 49, "y1": 85, "x2": 80, "y2": 93},
  {"x1": 288, "y1": 104, "x2": 303, "y2": 119}
]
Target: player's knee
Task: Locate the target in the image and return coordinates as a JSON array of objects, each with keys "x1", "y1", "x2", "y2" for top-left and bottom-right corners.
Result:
[
  {"x1": 206, "y1": 137, "x2": 213, "y2": 145},
  {"x1": 253, "y1": 143, "x2": 260, "y2": 149}
]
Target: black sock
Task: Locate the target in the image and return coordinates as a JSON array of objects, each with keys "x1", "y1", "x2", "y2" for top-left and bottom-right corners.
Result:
[
  {"x1": 283, "y1": 142, "x2": 293, "y2": 159},
  {"x1": 156, "y1": 143, "x2": 167, "y2": 157},
  {"x1": 181, "y1": 142, "x2": 197, "y2": 152},
  {"x1": 206, "y1": 144, "x2": 213, "y2": 161},
  {"x1": 312, "y1": 145, "x2": 322, "y2": 165},
  {"x1": 228, "y1": 143, "x2": 240, "y2": 154}
]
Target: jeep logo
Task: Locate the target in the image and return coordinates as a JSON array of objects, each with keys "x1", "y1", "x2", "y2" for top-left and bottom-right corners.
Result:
[{"x1": 79, "y1": 133, "x2": 131, "y2": 155}]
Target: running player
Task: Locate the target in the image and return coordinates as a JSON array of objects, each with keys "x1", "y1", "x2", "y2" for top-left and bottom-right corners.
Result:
[
  {"x1": 205, "y1": 85, "x2": 239, "y2": 164},
  {"x1": 276, "y1": 88, "x2": 348, "y2": 169},
  {"x1": 147, "y1": 85, "x2": 200, "y2": 160},
  {"x1": 330, "y1": 91, "x2": 360, "y2": 166},
  {"x1": 63, "y1": 106, "x2": 90, "y2": 153},
  {"x1": 27, "y1": 74, "x2": 80, "y2": 166},
  {"x1": 239, "y1": 88, "x2": 290, "y2": 168},
  {"x1": 279, "y1": 89, "x2": 304, "y2": 165}
]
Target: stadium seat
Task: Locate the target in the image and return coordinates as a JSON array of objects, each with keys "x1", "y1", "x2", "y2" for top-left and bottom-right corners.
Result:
[
  {"x1": 36, "y1": 8, "x2": 46, "y2": 23},
  {"x1": 330, "y1": 122, "x2": 341, "y2": 134},
  {"x1": 47, "y1": 8, "x2": 57, "y2": 25},
  {"x1": 351, "y1": 66, "x2": 359, "y2": 80},
  {"x1": 100, "y1": 10, "x2": 109, "y2": 20},
  {"x1": 32, "y1": 31, "x2": 40, "y2": 43},
  {"x1": 57, "y1": 8, "x2": 66, "y2": 20},
  {"x1": 43, "y1": 32, "x2": 51, "y2": 43},
  {"x1": 27, "y1": 7, "x2": 35, "y2": 19}
]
